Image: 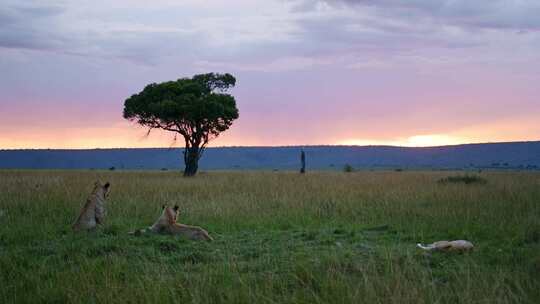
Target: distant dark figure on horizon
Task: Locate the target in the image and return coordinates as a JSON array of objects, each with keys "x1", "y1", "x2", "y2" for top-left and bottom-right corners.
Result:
[{"x1": 300, "y1": 149, "x2": 306, "y2": 174}]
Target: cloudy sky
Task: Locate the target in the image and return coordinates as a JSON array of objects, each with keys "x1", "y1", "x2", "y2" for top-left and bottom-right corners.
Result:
[{"x1": 1, "y1": 0, "x2": 539, "y2": 148}]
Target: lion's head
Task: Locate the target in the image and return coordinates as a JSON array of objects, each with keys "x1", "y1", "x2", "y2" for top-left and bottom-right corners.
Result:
[
  {"x1": 161, "y1": 205, "x2": 180, "y2": 225},
  {"x1": 93, "y1": 181, "x2": 111, "y2": 199}
]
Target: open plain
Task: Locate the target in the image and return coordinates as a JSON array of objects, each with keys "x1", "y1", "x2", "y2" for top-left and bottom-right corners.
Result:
[{"x1": 0, "y1": 170, "x2": 539, "y2": 303}]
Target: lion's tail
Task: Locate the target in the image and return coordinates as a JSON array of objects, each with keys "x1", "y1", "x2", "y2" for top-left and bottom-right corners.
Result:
[
  {"x1": 202, "y1": 230, "x2": 214, "y2": 241},
  {"x1": 416, "y1": 243, "x2": 435, "y2": 251}
]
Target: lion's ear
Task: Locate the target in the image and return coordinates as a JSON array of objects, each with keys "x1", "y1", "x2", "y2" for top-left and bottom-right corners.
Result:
[
  {"x1": 173, "y1": 205, "x2": 179, "y2": 211},
  {"x1": 104, "y1": 182, "x2": 110, "y2": 189}
]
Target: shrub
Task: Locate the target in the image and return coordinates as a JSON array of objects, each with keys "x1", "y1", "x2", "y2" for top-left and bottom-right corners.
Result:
[
  {"x1": 343, "y1": 164, "x2": 354, "y2": 172},
  {"x1": 438, "y1": 175, "x2": 487, "y2": 185}
]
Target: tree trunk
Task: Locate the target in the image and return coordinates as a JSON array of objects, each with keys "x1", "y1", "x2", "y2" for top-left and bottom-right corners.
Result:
[{"x1": 183, "y1": 147, "x2": 200, "y2": 177}]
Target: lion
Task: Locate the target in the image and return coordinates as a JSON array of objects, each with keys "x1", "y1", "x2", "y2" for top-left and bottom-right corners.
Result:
[
  {"x1": 130, "y1": 205, "x2": 213, "y2": 241},
  {"x1": 72, "y1": 181, "x2": 111, "y2": 231},
  {"x1": 417, "y1": 240, "x2": 474, "y2": 252}
]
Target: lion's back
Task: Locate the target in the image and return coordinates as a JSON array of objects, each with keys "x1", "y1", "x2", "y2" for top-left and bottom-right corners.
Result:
[
  {"x1": 169, "y1": 224, "x2": 213, "y2": 241},
  {"x1": 73, "y1": 196, "x2": 99, "y2": 231}
]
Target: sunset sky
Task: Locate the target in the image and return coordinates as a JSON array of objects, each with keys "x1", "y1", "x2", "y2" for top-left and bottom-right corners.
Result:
[{"x1": 1, "y1": 0, "x2": 539, "y2": 149}]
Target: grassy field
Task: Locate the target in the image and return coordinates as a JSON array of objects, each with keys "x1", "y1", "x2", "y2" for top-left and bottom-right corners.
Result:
[{"x1": 0, "y1": 170, "x2": 539, "y2": 303}]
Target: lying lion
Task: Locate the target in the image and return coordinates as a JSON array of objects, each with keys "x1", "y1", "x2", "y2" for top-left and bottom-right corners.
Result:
[
  {"x1": 73, "y1": 181, "x2": 111, "y2": 231},
  {"x1": 417, "y1": 240, "x2": 474, "y2": 252},
  {"x1": 130, "y1": 205, "x2": 213, "y2": 241}
]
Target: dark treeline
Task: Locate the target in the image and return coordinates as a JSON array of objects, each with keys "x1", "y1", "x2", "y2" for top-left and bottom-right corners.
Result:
[{"x1": 1, "y1": 141, "x2": 539, "y2": 170}]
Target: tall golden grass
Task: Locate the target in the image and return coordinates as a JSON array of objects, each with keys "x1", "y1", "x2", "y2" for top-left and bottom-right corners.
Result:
[{"x1": 0, "y1": 170, "x2": 539, "y2": 303}]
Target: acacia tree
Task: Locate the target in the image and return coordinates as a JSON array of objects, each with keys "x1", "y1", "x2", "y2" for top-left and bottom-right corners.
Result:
[{"x1": 123, "y1": 73, "x2": 239, "y2": 176}]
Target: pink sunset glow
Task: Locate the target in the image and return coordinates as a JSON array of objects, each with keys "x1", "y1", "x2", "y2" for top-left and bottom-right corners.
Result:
[{"x1": 1, "y1": 0, "x2": 539, "y2": 149}]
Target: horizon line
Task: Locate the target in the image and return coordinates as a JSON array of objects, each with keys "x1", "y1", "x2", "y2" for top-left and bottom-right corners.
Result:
[{"x1": 1, "y1": 139, "x2": 539, "y2": 151}]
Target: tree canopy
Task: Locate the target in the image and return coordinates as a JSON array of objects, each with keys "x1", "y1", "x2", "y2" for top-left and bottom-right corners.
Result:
[{"x1": 123, "y1": 73, "x2": 239, "y2": 176}]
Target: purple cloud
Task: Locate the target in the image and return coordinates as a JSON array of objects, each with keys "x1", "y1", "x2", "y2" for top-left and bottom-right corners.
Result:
[{"x1": 0, "y1": 0, "x2": 539, "y2": 148}]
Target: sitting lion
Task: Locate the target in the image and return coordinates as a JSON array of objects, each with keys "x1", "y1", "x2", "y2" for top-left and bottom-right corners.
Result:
[
  {"x1": 72, "y1": 181, "x2": 111, "y2": 231},
  {"x1": 130, "y1": 205, "x2": 213, "y2": 241},
  {"x1": 417, "y1": 240, "x2": 474, "y2": 252}
]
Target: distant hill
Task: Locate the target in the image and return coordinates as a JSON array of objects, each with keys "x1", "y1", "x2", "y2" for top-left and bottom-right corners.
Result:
[{"x1": 1, "y1": 141, "x2": 539, "y2": 170}]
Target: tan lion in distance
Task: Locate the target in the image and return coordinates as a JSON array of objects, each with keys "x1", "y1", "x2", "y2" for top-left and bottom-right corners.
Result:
[
  {"x1": 130, "y1": 205, "x2": 213, "y2": 241},
  {"x1": 72, "y1": 181, "x2": 111, "y2": 231},
  {"x1": 417, "y1": 240, "x2": 474, "y2": 252}
]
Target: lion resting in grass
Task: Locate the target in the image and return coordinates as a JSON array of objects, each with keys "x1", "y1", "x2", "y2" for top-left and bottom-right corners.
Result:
[
  {"x1": 130, "y1": 205, "x2": 213, "y2": 241},
  {"x1": 72, "y1": 181, "x2": 111, "y2": 231},
  {"x1": 417, "y1": 240, "x2": 474, "y2": 252}
]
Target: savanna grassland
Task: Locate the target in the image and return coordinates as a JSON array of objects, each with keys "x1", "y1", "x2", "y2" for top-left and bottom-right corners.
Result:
[{"x1": 0, "y1": 170, "x2": 539, "y2": 303}]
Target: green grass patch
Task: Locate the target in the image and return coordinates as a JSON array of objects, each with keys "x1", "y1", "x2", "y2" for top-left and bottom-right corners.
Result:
[{"x1": 0, "y1": 170, "x2": 539, "y2": 303}]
